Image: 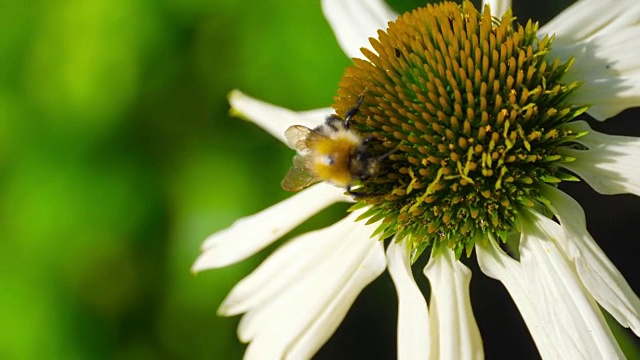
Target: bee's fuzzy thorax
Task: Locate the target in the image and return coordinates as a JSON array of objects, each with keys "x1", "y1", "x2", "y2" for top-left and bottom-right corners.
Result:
[
  {"x1": 310, "y1": 126, "x2": 363, "y2": 187},
  {"x1": 281, "y1": 98, "x2": 390, "y2": 193}
]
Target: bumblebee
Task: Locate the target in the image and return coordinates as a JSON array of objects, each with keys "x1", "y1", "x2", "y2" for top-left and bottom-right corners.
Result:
[{"x1": 281, "y1": 95, "x2": 389, "y2": 193}]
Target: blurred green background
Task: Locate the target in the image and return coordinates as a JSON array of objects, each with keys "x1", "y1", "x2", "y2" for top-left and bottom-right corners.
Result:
[{"x1": 2, "y1": 0, "x2": 638, "y2": 358}]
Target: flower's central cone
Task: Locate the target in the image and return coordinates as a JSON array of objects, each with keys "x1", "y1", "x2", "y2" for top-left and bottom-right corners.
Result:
[{"x1": 334, "y1": 1, "x2": 587, "y2": 259}]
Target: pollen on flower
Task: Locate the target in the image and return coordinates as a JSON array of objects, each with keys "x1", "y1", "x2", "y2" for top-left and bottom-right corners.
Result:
[{"x1": 334, "y1": 1, "x2": 588, "y2": 260}]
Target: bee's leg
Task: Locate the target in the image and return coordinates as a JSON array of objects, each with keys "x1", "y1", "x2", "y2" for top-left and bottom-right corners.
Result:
[
  {"x1": 378, "y1": 146, "x2": 398, "y2": 160},
  {"x1": 346, "y1": 185, "x2": 359, "y2": 196},
  {"x1": 361, "y1": 136, "x2": 397, "y2": 160},
  {"x1": 346, "y1": 185, "x2": 367, "y2": 198},
  {"x1": 344, "y1": 93, "x2": 366, "y2": 129}
]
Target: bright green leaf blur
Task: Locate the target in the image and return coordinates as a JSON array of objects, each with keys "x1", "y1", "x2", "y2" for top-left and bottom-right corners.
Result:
[
  {"x1": 2, "y1": 0, "x2": 638, "y2": 358},
  {"x1": 1, "y1": 0, "x2": 351, "y2": 357}
]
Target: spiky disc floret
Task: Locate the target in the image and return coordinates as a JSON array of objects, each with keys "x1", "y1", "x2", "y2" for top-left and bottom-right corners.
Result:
[{"x1": 334, "y1": 1, "x2": 587, "y2": 259}]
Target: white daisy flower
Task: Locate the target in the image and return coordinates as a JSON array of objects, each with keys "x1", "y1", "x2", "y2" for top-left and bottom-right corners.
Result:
[{"x1": 193, "y1": 0, "x2": 640, "y2": 358}]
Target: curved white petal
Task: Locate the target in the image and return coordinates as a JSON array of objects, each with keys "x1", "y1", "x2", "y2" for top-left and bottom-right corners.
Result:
[
  {"x1": 387, "y1": 238, "x2": 430, "y2": 360},
  {"x1": 192, "y1": 183, "x2": 350, "y2": 271},
  {"x1": 424, "y1": 247, "x2": 483, "y2": 360},
  {"x1": 235, "y1": 210, "x2": 385, "y2": 358},
  {"x1": 560, "y1": 121, "x2": 640, "y2": 196},
  {"x1": 477, "y1": 211, "x2": 624, "y2": 359},
  {"x1": 218, "y1": 216, "x2": 350, "y2": 316},
  {"x1": 284, "y1": 239, "x2": 385, "y2": 359},
  {"x1": 476, "y1": 238, "x2": 552, "y2": 352},
  {"x1": 228, "y1": 89, "x2": 331, "y2": 144},
  {"x1": 540, "y1": 0, "x2": 640, "y2": 120},
  {"x1": 541, "y1": 185, "x2": 640, "y2": 336},
  {"x1": 482, "y1": 0, "x2": 511, "y2": 17},
  {"x1": 541, "y1": 0, "x2": 640, "y2": 46},
  {"x1": 322, "y1": 0, "x2": 397, "y2": 59}
]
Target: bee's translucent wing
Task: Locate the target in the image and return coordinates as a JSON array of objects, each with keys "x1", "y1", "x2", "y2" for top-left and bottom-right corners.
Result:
[
  {"x1": 281, "y1": 154, "x2": 322, "y2": 192},
  {"x1": 284, "y1": 125, "x2": 314, "y2": 152}
]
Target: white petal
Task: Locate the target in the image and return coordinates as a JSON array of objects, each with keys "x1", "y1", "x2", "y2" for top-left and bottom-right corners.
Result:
[
  {"x1": 476, "y1": 211, "x2": 625, "y2": 359},
  {"x1": 299, "y1": 107, "x2": 336, "y2": 126},
  {"x1": 322, "y1": 0, "x2": 397, "y2": 59},
  {"x1": 540, "y1": 0, "x2": 640, "y2": 120},
  {"x1": 541, "y1": 185, "x2": 640, "y2": 336},
  {"x1": 191, "y1": 183, "x2": 350, "y2": 271},
  {"x1": 424, "y1": 247, "x2": 483, "y2": 360},
  {"x1": 541, "y1": 0, "x2": 640, "y2": 45},
  {"x1": 387, "y1": 238, "x2": 430, "y2": 360},
  {"x1": 560, "y1": 120, "x2": 640, "y2": 196},
  {"x1": 284, "y1": 239, "x2": 385, "y2": 359},
  {"x1": 476, "y1": 238, "x2": 551, "y2": 352},
  {"x1": 218, "y1": 218, "x2": 347, "y2": 316},
  {"x1": 228, "y1": 89, "x2": 330, "y2": 144},
  {"x1": 482, "y1": 0, "x2": 511, "y2": 17},
  {"x1": 553, "y1": 42, "x2": 640, "y2": 121},
  {"x1": 236, "y1": 211, "x2": 384, "y2": 358}
]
